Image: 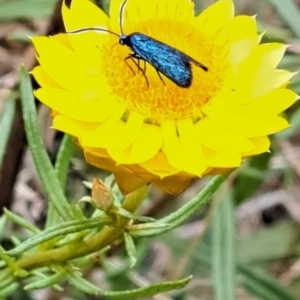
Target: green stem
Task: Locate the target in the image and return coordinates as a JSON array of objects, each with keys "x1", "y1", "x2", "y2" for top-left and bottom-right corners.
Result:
[{"x1": 15, "y1": 186, "x2": 149, "y2": 271}]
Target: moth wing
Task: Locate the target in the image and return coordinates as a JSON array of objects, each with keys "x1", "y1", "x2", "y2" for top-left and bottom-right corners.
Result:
[{"x1": 186, "y1": 55, "x2": 208, "y2": 72}]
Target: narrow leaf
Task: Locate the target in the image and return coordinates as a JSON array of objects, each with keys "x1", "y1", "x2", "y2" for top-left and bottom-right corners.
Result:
[
  {"x1": 131, "y1": 174, "x2": 229, "y2": 237},
  {"x1": 46, "y1": 134, "x2": 74, "y2": 228},
  {"x1": 19, "y1": 66, "x2": 73, "y2": 221},
  {"x1": 123, "y1": 232, "x2": 137, "y2": 268},
  {"x1": 8, "y1": 216, "x2": 107, "y2": 257},
  {"x1": 212, "y1": 193, "x2": 236, "y2": 300},
  {"x1": 266, "y1": 0, "x2": 300, "y2": 39},
  {"x1": 25, "y1": 270, "x2": 66, "y2": 291},
  {"x1": 0, "y1": 215, "x2": 7, "y2": 239},
  {"x1": 4, "y1": 208, "x2": 40, "y2": 234},
  {"x1": 0, "y1": 282, "x2": 19, "y2": 298},
  {"x1": 0, "y1": 0, "x2": 56, "y2": 20},
  {"x1": 239, "y1": 265, "x2": 297, "y2": 300},
  {"x1": 68, "y1": 271, "x2": 192, "y2": 298}
]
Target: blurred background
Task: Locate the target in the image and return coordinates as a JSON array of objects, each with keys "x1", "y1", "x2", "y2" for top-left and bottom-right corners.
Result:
[{"x1": 1, "y1": 0, "x2": 300, "y2": 299}]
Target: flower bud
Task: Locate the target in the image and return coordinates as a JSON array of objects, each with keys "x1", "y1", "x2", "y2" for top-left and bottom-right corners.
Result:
[{"x1": 91, "y1": 178, "x2": 113, "y2": 212}]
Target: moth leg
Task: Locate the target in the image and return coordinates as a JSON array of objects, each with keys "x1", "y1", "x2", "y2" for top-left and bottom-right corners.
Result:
[
  {"x1": 137, "y1": 58, "x2": 146, "y2": 75},
  {"x1": 130, "y1": 53, "x2": 149, "y2": 88},
  {"x1": 142, "y1": 60, "x2": 146, "y2": 75},
  {"x1": 124, "y1": 53, "x2": 149, "y2": 88},
  {"x1": 124, "y1": 56, "x2": 136, "y2": 75},
  {"x1": 155, "y1": 69, "x2": 166, "y2": 86}
]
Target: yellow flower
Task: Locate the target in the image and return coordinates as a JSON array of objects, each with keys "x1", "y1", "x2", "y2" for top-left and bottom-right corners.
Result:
[{"x1": 32, "y1": 0, "x2": 297, "y2": 195}]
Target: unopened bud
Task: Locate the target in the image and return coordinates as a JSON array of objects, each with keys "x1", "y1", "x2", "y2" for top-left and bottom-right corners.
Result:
[{"x1": 91, "y1": 178, "x2": 114, "y2": 212}]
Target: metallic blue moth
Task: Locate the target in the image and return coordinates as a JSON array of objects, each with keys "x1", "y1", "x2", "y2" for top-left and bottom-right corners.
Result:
[{"x1": 68, "y1": 0, "x2": 208, "y2": 88}]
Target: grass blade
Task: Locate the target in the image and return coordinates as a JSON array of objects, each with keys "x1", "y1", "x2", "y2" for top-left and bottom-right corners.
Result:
[
  {"x1": 266, "y1": 0, "x2": 300, "y2": 38},
  {"x1": 239, "y1": 265, "x2": 297, "y2": 300},
  {"x1": 212, "y1": 191, "x2": 236, "y2": 300}
]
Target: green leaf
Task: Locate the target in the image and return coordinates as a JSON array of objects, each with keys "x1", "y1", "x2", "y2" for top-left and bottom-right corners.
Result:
[
  {"x1": 0, "y1": 215, "x2": 7, "y2": 240},
  {"x1": 54, "y1": 134, "x2": 74, "y2": 188},
  {"x1": 212, "y1": 192, "x2": 236, "y2": 300},
  {"x1": 0, "y1": 282, "x2": 19, "y2": 298},
  {"x1": 128, "y1": 222, "x2": 170, "y2": 236},
  {"x1": 233, "y1": 153, "x2": 271, "y2": 204},
  {"x1": 0, "y1": 0, "x2": 57, "y2": 20},
  {"x1": 11, "y1": 236, "x2": 22, "y2": 247},
  {"x1": 239, "y1": 265, "x2": 297, "y2": 300},
  {"x1": 46, "y1": 134, "x2": 75, "y2": 228},
  {"x1": 4, "y1": 208, "x2": 40, "y2": 234},
  {"x1": 24, "y1": 270, "x2": 66, "y2": 291},
  {"x1": 238, "y1": 221, "x2": 300, "y2": 264},
  {"x1": 123, "y1": 233, "x2": 137, "y2": 268},
  {"x1": 19, "y1": 67, "x2": 73, "y2": 221},
  {"x1": 8, "y1": 216, "x2": 108, "y2": 257},
  {"x1": 266, "y1": 0, "x2": 300, "y2": 39},
  {"x1": 68, "y1": 271, "x2": 192, "y2": 298},
  {"x1": 110, "y1": 206, "x2": 156, "y2": 223},
  {"x1": 0, "y1": 95, "x2": 16, "y2": 168},
  {"x1": 131, "y1": 174, "x2": 229, "y2": 237}
]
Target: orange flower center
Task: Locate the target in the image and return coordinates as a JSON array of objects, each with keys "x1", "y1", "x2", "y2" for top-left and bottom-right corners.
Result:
[{"x1": 102, "y1": 19, "x2": 231, "y2": 123}]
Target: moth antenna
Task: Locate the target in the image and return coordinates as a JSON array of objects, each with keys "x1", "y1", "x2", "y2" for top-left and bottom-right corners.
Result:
[
  {"x1": 67, "y1": 27, "x2": 120, "y2": 38},
  {"x1": 119, "y1": 0, "x2": 128, "y2": 35}
]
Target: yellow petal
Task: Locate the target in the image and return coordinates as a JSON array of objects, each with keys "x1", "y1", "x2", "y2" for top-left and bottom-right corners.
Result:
[
  {"x1": 62, "y1": 0, "x2": 113, "y2": 59},
  {"x1": 70, "y1": 0, "x2": 109, "y2": 27},
  {"x1": 203, "y1": 147, "x2": 242, "y2": 168},
  {"x1": 139, "y1": 151, "x2": 179, "y2": 178},
  {"x1": 108, "y1": 124, "x2": 162, "y2": 165},
  {"x1": 246, "y1": 89, "x2": 298, "y2": 116},
  {"x1": 216, "y1": 115, "x2": 290, "y2": 137},
  {"x1": 81, "y1": 120, "x2": 125, "y2": 149},
  {"x1": 84, "y1": 148, "x2": 118, "y2": 172},
  {"x1": 36, "y1": 56, "x2": 104, "y2": 94},
  {"x1": 53, "y1": 115, "x2": 98, "y2": 137},
  {"x1": 242, "y1": 136, "x2": 270, "y2": 156},
  {"x1": 117, "y1": 112, "x2": 144, "y2": 150},
  {"x1": 161, "y1": 120, "x2": 207, "y2": 176},
  {"x1": 31, "y1": 66, "x2": 61, "y2": 88},
  {"x1": 32, "y1": 36, "x2": 100, "y2": 76},
  {"x1": 108, "y1": 147, "x2": 135, "y2": 165},
  {"x1": 35, "y1": 88, "x2": 125, "y2": 122},
  {"x1": 205, "y1": 167, "x2": 233, "y2": 176},
  {"x1": 111, "y1": 0, "x2": 194, "y2": 33},
  {"x1": 153, "y1": 174, "x2": 193, "y2": 195},
  {"x1": 51, "y1": 33, "x2": 72, "y2": 48},
  {"x1": 195, "y1": 118, "x2": 254, "y2": 152},
  {"x1": 229, "y1": 36, "x2": 260, "y2": 66},
  {"x1": 237, "y1": 43, "x2": 289, "y2": 97},
  {"x1": 195, "y1": 0, "x2": 234, "y2": 36},
  {"x1": 251, "y1": 70, "x2": 295, "y2": 97},
  {"x1": 228, "y1": 15, "x2": 258, "y2": 42},
  {"x1": 114, "y1": 170, "x2": 151, "y2": 195},
  {"x1": 129, "y1": 123, "x2": 162, "y2": 163}
]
